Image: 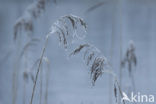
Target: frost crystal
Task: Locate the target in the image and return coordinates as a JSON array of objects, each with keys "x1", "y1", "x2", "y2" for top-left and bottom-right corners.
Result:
[{"x1": 49, "y1": 14, "x2": 87, "y2": 49}]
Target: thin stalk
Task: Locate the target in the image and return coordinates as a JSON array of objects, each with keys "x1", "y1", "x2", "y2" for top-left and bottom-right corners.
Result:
[
  {"x1": 39, "y1": 65, "x2": 43, "y2": 104},
  {"x1": 12, "y1": 31, "x2": 22, "y2": 104},
  {"x1": 44, "y1": 62, "x2": 50, "y2": 104},
  {"x1": 119, "y1": 0, "x2": 123, "y2": 90},
  {"x1": 119, "y1": 0, "x2": 123, "y2": 103},
  {"x1": 103, "y1": 70, "x2": 125, "y2": 104},
  {"x1": 23, "y1": 48, "x2": 29, "y2": 104},
  {"x1": 109, "y1": 0, "x2": 115, "y2": 104},
  {"x1": 23, "y1": 81, "x2": 26, "y2": 104},
  {"x1": 30, "y1": 36, "x2": 49, "y2": 104},
  {"x1": 115, "y1": 79, "x2": 125, "y2": 104}
]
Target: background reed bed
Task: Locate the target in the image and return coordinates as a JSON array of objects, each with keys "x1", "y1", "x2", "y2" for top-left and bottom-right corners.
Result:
[{"x1": 0, "y1": 1, "x2": 155, "y2": 104}]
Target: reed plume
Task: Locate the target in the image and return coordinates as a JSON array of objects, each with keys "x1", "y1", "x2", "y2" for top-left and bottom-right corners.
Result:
[
  {"x1": 27, "y1": 14, "x2": 126, "y2": 104},
  {"x1": 30, "y1": 14, "x2": 87, "y2": 104},
  {"x1": 121, "y1": 40, "x2": 137, "y2": 91},
  {"x1": 121, "y1": 40, "x2": 137, "y2": 75},
  {"x1": 70, "y1": 44, "x2": 125, "y2": 104},
  {"x1": 14, "y1": 0, "x2": 48, "y2": 40}
]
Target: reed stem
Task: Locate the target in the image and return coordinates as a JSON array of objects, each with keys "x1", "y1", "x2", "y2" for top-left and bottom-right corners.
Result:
[{"x1": 30, "y1": 36, "x2": 49, "y2": 104}]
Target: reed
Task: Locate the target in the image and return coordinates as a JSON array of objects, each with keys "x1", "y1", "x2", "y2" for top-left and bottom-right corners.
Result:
[
  {"x1": 29, "y1": 14, "x2": 87, "y2": 104},
  {"x1": 14, "y1": 0, "x2": 48, "y2": 40},
  {"x1": 27, "y1": 14, "x2": 126, "y2": 104},
  {"x1": 43, "y1": 57, "x2": 50, "y2": 104},
  {"x1": 70, "y1": 44, "x2": 125, "y2": 104},
  {"x1": 21, "y1": 38, "x2": 40, "y2": 104},
  {"x1": 13, "y1": 0, "x2": 48, "y2": 103},
  {"x1": 121, "y1": 40, "x2": 137, "y2": 91}
]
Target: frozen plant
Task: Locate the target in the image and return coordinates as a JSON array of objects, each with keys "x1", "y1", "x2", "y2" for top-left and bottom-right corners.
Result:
[
  {"x1": 30, "y1": 14, "x2": 87, "y2": 104},
  {"x1": 121, "y1": 40, "x2": 137, "y2": 92},
  {"x1": 29, "y1": 14, "x2": 126, "y2": 104},
  {"x1": 121, "y1": 40, "x2": 137, "y2": 77},
  {"x1": 13, "y1": 0, "x2": 48, "y2": 102},
  {"x1": 70, "y1": 43, "x2": 125, "y2": 104},
  {"x1": 14, "y1": 0, "x2": 48, "y2": 40}
]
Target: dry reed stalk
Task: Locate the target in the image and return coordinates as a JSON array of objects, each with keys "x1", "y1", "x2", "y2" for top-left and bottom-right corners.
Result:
[
  {"x1": 30, "y1": 14, "x2": 87, "y2": 104},
  {"x1": 39, "y1": 64, "x2": 43, "y2": 104},
  {"x1": 30, "y1": 37, "x2": 48, "y2": 104},
  {"x1": 13, "y1": 38, "x2": 39, "y2": 104},
  {"x1": 13, "y1": 0, "x2": 43, "y2": 99},
  {"x1": 39, "y1": 57, "x2": 50, "y2": 104},
  {"x1": 13, "y1": 1, "x2": 48, "y2": 101},
  {"x1": 114, "y1": 83, "x2": 117, "y2": 102},
  {"x1": 109, "y1": 1, "x2": 116, "y2": 103},
  {"x1": 13, "y1": 0, "x2": 48, "y2": 101},
  {"x1": 118, "y1": 0, "x2": 123, "y2": 103},
  {"x1": 119, "y1": 0, "x2": 123, "y2": 88},
  {"x1": 22, "y1": 55, "x2": 45, "y2": 104},
  {"x1": 43, "y1": 57, "x2": 50, "y2": 104},
  {"x1": 21, "y1": 38, "x2": 40, "y2": 104}
]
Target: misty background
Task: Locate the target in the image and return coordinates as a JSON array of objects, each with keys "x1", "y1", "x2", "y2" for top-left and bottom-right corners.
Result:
[{"x1": 0, "y1": 0, "x2": 156, "y2": 104}]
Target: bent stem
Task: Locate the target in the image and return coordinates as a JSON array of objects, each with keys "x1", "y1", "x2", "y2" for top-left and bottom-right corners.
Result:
[
  {"x1": 103, "y1": 70, "x2": 125, "y2": 104},
  {"x1": 109, "y1": 1, "x2": 115, "y2": 103},
  {"x1": 115, "y1": 79, "x2": 125, "y2": 104},
  {"x1": 119, "y1": 0, "x2": 123, "y2": 87},
  {"x1": 44, "y1": 61, "x2": 50, "y2": 104},
  {"x1": 39, "y1": 64, "x2": 43, "y2": 104},
  {"x1": 119, "y1": 0, "x2": 123, "y2": 102},
  {"x1": 30, "y1": 35, "x2": 49, "y2": 104}
]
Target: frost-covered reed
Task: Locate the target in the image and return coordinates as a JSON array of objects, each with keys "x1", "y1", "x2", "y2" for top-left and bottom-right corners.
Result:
[
  {"x1": 14, "y1": 0, "x2": 48, "y2": 40},
  {"x1": 30, "y1": 14, "x2": 87, "y2": 104}
]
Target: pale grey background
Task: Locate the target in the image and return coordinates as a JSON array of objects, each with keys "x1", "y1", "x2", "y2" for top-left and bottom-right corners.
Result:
[{"x1": 0, "y1": 0, "x2": 156, "y2": 104}]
